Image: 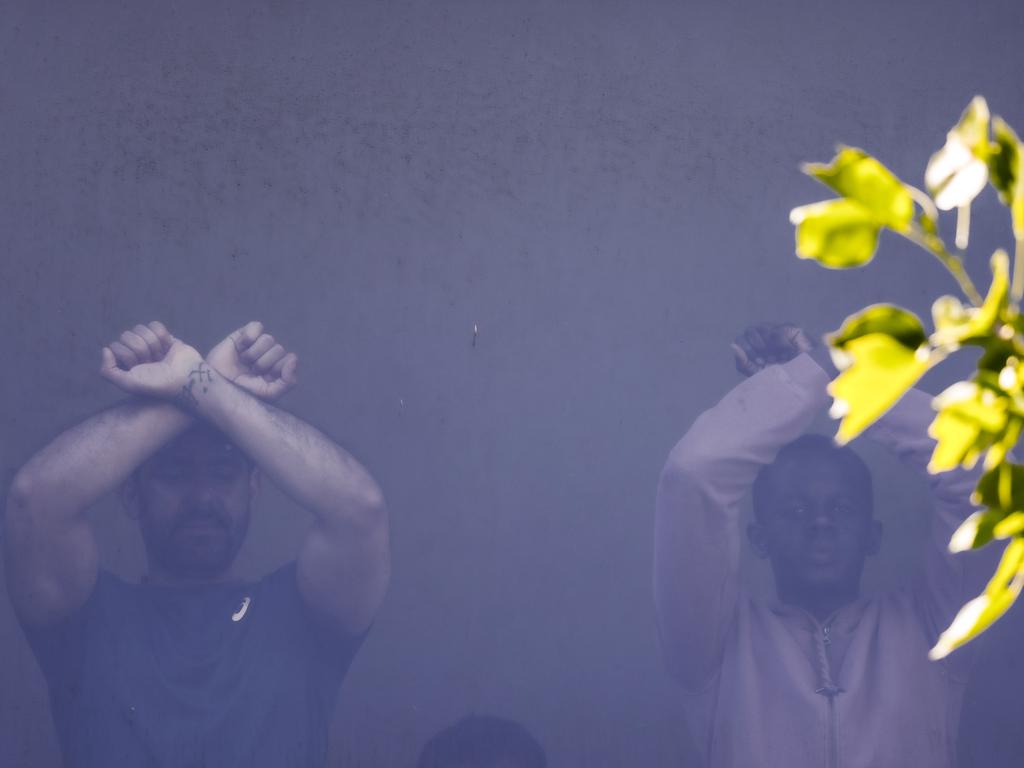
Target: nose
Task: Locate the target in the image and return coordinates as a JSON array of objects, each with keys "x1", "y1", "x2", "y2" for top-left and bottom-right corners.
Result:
[
  {"x1": 806, "y1": 504, "x2": 838, "y2": 532},
  {"x1": 183, "y1": 477, "x2": 223, "y2": 508}
]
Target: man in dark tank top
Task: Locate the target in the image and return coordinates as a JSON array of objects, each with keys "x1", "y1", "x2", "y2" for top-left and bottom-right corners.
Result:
[{"x1": 5, "y1": 320, "x2": 391, "y2": 768}]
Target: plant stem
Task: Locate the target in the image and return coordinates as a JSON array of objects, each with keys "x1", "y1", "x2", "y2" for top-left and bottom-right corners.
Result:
[
  {"x1": 1013, "y1": 236, "x2": 1024, "y2": 303},
  {"x1": 907, "y1": 185, "x2": 940, "y2": 225},
  {"x1": 956, "y1": 205, "x2": 971, "y2": 250},
  {"x1": 905, "y1": 225, "x2": 983, "y2": 306}
]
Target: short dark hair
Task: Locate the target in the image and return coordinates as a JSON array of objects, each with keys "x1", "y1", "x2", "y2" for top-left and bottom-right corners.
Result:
[
  {"x1": 133, "y1": 425, "x2": 253, "y2": 481},
  {"x1": 416, "y1": 715, "x2": 547, "y2": 768},
  {"x1": 752, "y1": 433, "x2": 873, "y2": 520}
]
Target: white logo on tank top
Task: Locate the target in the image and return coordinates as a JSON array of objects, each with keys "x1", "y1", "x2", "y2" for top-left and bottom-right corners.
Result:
[{"x1": 232, "y1": 596, "x2": 251, "y2": 622}]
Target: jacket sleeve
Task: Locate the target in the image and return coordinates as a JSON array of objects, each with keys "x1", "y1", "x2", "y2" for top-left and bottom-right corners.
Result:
[
  {"x1": 653, "y1": 354, "x2": 830, "y2": 689},
  {"x1": 862, "y1": 387, "x2": 991, "y2": 676}
]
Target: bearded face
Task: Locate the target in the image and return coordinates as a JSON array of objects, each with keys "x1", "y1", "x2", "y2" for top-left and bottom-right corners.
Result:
[{"x1": 131, "y1": 426, "x2": 256, "y2": 582}]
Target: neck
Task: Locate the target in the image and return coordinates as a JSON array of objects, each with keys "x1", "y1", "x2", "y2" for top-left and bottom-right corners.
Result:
[
  {"x1": 144, "y1": 563, "x2": 235, "y2": 586},
  {"x1": 777, "y1": 582, "x2": 860, "y2": 622}
]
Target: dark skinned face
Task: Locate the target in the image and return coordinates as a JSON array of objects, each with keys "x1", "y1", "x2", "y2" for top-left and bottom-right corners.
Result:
[
  {"x1": 750, "y1": 456, "x2": 880, "y2": 608},
  {"x1": 131, "y1": 427, "x2": 256, "y2": 582}
]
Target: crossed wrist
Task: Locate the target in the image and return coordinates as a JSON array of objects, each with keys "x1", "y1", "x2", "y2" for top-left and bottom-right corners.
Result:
[{"x1": 174, "y1": 359, "x2": 218, "y2": 411}]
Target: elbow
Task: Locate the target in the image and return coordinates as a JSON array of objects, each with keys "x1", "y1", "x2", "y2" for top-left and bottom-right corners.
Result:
[
  {"x1": 6, "y1": 469, "x2": 37, "y2": 516},
  {"x1": 3, "y1": 471, "x2": 40, "y2": 547},
  {"x1": 363, "y1": 481, "x2": 386, "y2": 515},
  {"x1": 315, "y1": 479, "x2": 389, "y2": 542},
  {"x1": 660, "y1": 436, "x2": 717, "y2": 489},
  {"x1": 362, "y1": 481, "x2": 387, "y2": 522},
  {"x1": 656, "y1": 455, "x2": 710, "y2": 514},
  {"x1": 659, "y1": 438, "x2": 716, "y2": 481},
  {"x1": 348, "y1": 481, "x2": 389, "y2": 537}
]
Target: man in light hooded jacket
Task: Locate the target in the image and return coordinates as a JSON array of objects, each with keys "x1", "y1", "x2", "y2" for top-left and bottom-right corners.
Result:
[{"x1": 654, "y1": 323, "x2": 988, "y2": 768}]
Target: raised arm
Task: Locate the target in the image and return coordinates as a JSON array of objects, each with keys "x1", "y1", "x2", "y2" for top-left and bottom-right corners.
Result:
[
  {"x1": 191, "y1": 378, "x2": 389, "y2": 635},
  {"x1": 5, "y1": 321, "x2": 301, "y2": 628},
  {"x1": 859, "y1": 387, "x2": 988, "y2": 663},
  {"x1": 101, "y1": 323, "x2": 390, "y2": 636},
  {"x1": 4, "y1": 323, "x2": 191, "y2": 626},
  {"x1": 654, "y1": 326, "x2": 830, "y2": 688}
]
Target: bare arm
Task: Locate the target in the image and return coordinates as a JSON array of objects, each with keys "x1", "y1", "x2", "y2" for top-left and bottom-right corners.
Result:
[
  {"x1": 192, "y1": 374, "x2": 389, "y2": 634},
  {"x1": 5, "y1": 400, "x2": 191, "y2": 626},
  {"x1": 4, "y1": 321, "x2": 299, "y2": 628},
  {"x1": 102, "y1": 325, "x2": 390, "y2": 635}
]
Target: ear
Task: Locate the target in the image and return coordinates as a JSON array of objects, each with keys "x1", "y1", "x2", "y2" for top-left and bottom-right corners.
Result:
[
  {"x1": 747, "y1": 521, "x2": 770, "y2": 559},
  {"x1": 866, "y1": 519, "x2": 883, "y2": 556}
]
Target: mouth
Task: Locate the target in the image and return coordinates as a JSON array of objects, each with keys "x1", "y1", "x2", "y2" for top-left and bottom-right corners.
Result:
[{"x1": 808, "y1": 546, "x2": 837, "y2": 565}]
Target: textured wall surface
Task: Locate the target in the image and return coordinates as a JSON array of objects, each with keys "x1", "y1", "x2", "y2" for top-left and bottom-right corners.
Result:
[{"x1": 3, "y1": 0, "x2": 1024, "y2": 765}]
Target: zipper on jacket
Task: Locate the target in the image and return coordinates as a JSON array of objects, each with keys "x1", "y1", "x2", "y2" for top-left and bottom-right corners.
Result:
[
  {"x1": 816, "y1": 620, "x2": 839, "y2": 768},
  {"x1": 827, "y1": 690, "x2": 838, "y2": 768}
]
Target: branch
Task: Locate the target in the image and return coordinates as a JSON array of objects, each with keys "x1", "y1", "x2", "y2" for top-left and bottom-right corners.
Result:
[{"x1": 904, "y1": 225, "x2": 983, "y2": 306}]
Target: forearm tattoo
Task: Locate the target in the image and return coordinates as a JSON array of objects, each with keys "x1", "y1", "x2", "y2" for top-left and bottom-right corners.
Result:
[{"x1": 177, "y1": 363, "x2": 215, "y2": 410}]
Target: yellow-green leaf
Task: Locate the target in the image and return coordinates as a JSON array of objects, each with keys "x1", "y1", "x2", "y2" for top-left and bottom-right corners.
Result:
[
  {"x1": 926, "y1": 96, "x2": 991, "y2": 211},
  {"x1": 949, "y1": 463, "x2": 1024, "y2": 548},
  {"x1": 790, "y1": 199, "x2": 881, "y2": 268},
  {"x1": 949, "y1": 511, "x2": 997, "y2": 553},
  {"x1": 955, "y1": 96, "x2": 992, "y2": 151},
  {"x1": 978, "y1": 249, "x2": 1011, "y2": 327},
  {"x1": 930, "y1": 250, "x2": 1010, "y2": 348},
  {"x1": 989, "y1": 117, "x2": 1021, "y2": 204},
  {"x1": 826, "y1": 306, "x2": 935, "y2": 444},
  {"x1": 802, "y1": 147, "x2": 915, "y2": 230},
  {"x1": 994, "y1": 512, "x2": 1024, "y2": 539},
  {"x1": 989, "y1": 116, "x2": 1024, "y2": 239},
  {"x1": 931, "y1": 295, "x2": 968, "y2": 332},
  {"x1": 928, "y1": 382, "x2": 1010, "y2": 472},
  {"x1": 977, "y1": 336, "x2": 1019, "y2": 373},
  {"x1": 930, "y1": 536, "x2": 1024, "y2": 659},
  {"x1": 971, "y1": 462, "x2": 1024, "y2": 519},
  {"x1": 829, "y1": 304, "x2": 930, "y2": 349},
  {"x1": 954, "y1": 462, "x2": 1024, "y2": 549}
]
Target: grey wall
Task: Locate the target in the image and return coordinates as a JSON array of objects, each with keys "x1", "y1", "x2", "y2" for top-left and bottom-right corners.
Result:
[{"x1": 3, "y1": 0, "x2": 1024, "y2": 765}]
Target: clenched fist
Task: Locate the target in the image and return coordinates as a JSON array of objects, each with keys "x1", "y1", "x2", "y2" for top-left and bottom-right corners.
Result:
[
  {"x1": 100, "y1": 322, "x2": 205, "y2": 399},
  {"x1": 731, "y1": 323, "x2": 817, "y2": 378},
  {"x1": 206, "y1": 321, "x2": 299, "y2": 401}
]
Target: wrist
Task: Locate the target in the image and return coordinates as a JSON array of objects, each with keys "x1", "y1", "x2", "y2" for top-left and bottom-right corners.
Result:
[
  {"x1": 808, "y1": 343, "x2": 839, "y2": 378},
  {"x1": 173, "y1": 358, "x2": 218, "y2": 411}
]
